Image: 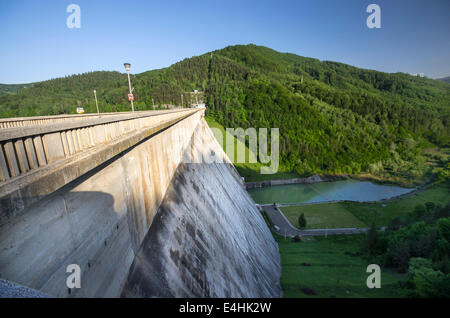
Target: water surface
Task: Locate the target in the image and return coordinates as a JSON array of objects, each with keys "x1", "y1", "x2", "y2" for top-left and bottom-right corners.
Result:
[{"x1": 247, "y1": 179, "x2": 414, "y2": 204}]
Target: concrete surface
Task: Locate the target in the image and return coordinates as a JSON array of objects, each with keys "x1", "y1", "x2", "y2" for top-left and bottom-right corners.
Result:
[
  {"x1": 0, "y1": 110, "x2": 282, "y2": 298},
  {"x1": 121, "y1": 119, "x2": 282, "y2": 297}
]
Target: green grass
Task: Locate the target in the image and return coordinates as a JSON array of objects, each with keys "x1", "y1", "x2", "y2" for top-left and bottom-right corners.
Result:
[
  {"x1": 278, "y1": 184, "x2": 449, "y2": 229},
  {"x1": 205, "y1": 116, "x2": 302, "y2": 182},
  {"x1": 280, "y1": 204, "x2": 366, "y2": 229},
  {"x1": 276, "y1": 234, "x2": 407, "y2": 298},
  {"x1": 341, "y1": 184, "x2": 450, "y2": 227}
]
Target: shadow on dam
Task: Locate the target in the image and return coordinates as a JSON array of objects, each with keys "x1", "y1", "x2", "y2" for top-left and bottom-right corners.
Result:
[
  {"x1": 0, "y1": 162, "x2": 282, "y2": 298},
  {"x1": 121, "y1": 162, "x2": 282, "y2": 298}
]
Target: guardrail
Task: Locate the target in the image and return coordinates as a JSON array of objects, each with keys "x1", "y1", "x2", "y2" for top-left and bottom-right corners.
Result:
[
  {"x1": 0, "y1": 109, "x2": 183, "y2": 128},
  {"x1": 0, "y1": 109, "x2": 197, "y2": 183}
]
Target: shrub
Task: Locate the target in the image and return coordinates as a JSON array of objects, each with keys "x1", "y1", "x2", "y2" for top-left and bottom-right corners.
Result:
[{"x1": 298, "y1": 213, "x2": 307, "y2": 229}]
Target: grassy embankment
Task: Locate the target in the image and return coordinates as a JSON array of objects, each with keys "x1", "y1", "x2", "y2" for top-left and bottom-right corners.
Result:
[{"x1": 205, "y1": 117, "x2": 301, "y2": 182}]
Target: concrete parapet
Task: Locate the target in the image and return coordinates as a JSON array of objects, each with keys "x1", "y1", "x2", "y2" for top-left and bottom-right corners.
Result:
[
  {"x1": 0, "y1": 109, "x2": 201, "y2": 223},
  {"x1": 0, "y1": 109, "x2": 182, "y2": 129}
]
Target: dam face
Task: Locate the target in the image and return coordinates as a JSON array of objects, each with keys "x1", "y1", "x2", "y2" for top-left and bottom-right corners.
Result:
[
  {"x1": 0, "y1": 110, "x2": 282, "y2": 297},
  {"x1": 121, "y1": 120, "x2": 282, "y2": 297}
]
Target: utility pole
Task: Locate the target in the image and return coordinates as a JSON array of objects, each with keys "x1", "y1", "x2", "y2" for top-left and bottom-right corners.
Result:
[
  {"x1": 181, "y1": 94, "x2": 183, "y2": 107},
  {"x1": 93, "y1": 89, "x2": 99, "y2": 114},
  {"x1": 123, "y1": 63, "x2": 134, "y2": 112}
]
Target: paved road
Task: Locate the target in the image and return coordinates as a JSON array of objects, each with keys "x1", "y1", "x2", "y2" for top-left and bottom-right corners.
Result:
[{"x1": 262, "y1": 205, "x2": 369, "y2": 237}]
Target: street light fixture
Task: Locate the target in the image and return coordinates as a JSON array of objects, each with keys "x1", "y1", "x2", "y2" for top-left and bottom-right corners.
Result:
[
  {"x1": 93, "y1": 89, "x2": 99, "y2": 114},
  {"x1": 123, "y1": 63, "x2": 134, "y2": 112}
]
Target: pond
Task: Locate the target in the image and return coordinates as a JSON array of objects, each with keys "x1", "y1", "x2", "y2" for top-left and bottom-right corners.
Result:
[{"x1": 247, "y1": 179, "x2": 414, "y2": 205}]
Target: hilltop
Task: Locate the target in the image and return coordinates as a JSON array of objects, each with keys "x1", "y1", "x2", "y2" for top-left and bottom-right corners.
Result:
[{"x1": 1, "y1": 44, "x2": 449, "y2": 182}]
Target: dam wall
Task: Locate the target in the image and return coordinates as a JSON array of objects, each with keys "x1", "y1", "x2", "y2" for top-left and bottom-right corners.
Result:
[
  {"x1": 121, "y1": 119, "x2": 282, "y2": 297},
  {"x1": 0, "y1": 110, "x2": 281, "y2": 297}
]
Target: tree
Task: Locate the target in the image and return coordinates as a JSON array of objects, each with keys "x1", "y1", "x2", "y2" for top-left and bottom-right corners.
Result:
[
  {"x1": 386, "y1": 241, "x2": 411, "y2": 273},
  {"x1": 298, "y1": 213, "x2": 307, "y2": 229},
  {"x1": 409, "y1": 257, "x2": 444, "y2": 297},
  {"x1": 365, "y1": 222, "x2": 379, "y2": 256},
  {"x1": 413, "y1": 204, "x2": 427, "y2": 219}
]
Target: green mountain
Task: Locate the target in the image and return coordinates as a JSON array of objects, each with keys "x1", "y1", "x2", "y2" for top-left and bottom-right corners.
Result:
[
  {"x1": 1, "y1": 44, "x2": 449, "y2": 181},
  {"x1": 438, "y1": 76, "x2": 450, "y2": 84}
]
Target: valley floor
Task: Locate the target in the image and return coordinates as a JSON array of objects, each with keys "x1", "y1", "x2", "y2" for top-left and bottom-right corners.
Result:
[
  {"x1": 265, "y1": 184, "x2": 449, "y2": 298},
  {"x1": 276, "y1": 234, "x2": 407, "y2": 298}
]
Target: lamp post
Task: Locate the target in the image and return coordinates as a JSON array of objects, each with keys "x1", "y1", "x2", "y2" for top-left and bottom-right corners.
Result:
[
  {"x1": 194, "y1": 89, "x2": 199, "y2": 105},
  {"x1": 93, "y1": 89, "x2": 99, "y2": 114},
  {"x1": 124, "y1": 63, "x2": 134, "y2": 112}
]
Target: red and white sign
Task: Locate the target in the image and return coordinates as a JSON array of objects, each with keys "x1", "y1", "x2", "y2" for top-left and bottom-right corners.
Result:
[{"x1": 128, "y1": 93, "x2": 134, "y2": 101}]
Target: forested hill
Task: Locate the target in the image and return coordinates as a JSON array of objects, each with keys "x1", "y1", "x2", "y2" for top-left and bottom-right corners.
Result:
[
  {"x1": 1, "y1": 44, "x2": 449, "y2": 181},
  {"x1": 0, "y1": 83, "x2": 32, "y2": 95},
  {"x1": 438, "y1": 76, "x2": 450, "y2": 84}
]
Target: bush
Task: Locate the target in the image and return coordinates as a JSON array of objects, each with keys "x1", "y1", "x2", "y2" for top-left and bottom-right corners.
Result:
[
  {"x1": 298, "y1": 213, "x2": 307, "y2": 229},
  {"x1": 300, "y1": 287, "x2": 316, "y2": 295},
  {"x1": 386, "y1": 241, "x2": 411, "y2": 273},
  {"x1": 409, "y1": 258, "x2": 444, "y2": 297}
]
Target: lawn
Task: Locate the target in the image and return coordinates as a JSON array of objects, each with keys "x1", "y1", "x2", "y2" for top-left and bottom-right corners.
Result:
[
  {"x1": 279, "y1": 184, "x2": 449, "y2": 228},
  {"x1": 280, "y1": 204, "x2": 365, "y2": 229},
  {"x1": 276, "y1": 234, "x2": 407, "y2": 298},
  {"x1": 341, "y1": 184, "x2": 450, "y2": 227}
]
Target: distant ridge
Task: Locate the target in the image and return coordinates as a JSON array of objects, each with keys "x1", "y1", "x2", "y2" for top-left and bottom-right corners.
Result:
[
  {"x1": 0, "y1": 83, "x2": 32, "y2": 95},
  {"x1": 437, "y1": 76, "x2": 450, "y2": 83}
]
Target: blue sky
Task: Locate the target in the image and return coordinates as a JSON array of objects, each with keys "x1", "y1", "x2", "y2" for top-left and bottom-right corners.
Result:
[{"x1": 0, "y1": 0, "x2": 449, "y2": 83}]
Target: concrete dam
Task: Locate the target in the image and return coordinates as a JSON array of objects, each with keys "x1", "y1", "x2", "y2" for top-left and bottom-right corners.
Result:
[{"x1": 0, "y1": 109, "x2": 282, "y2": 297}]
